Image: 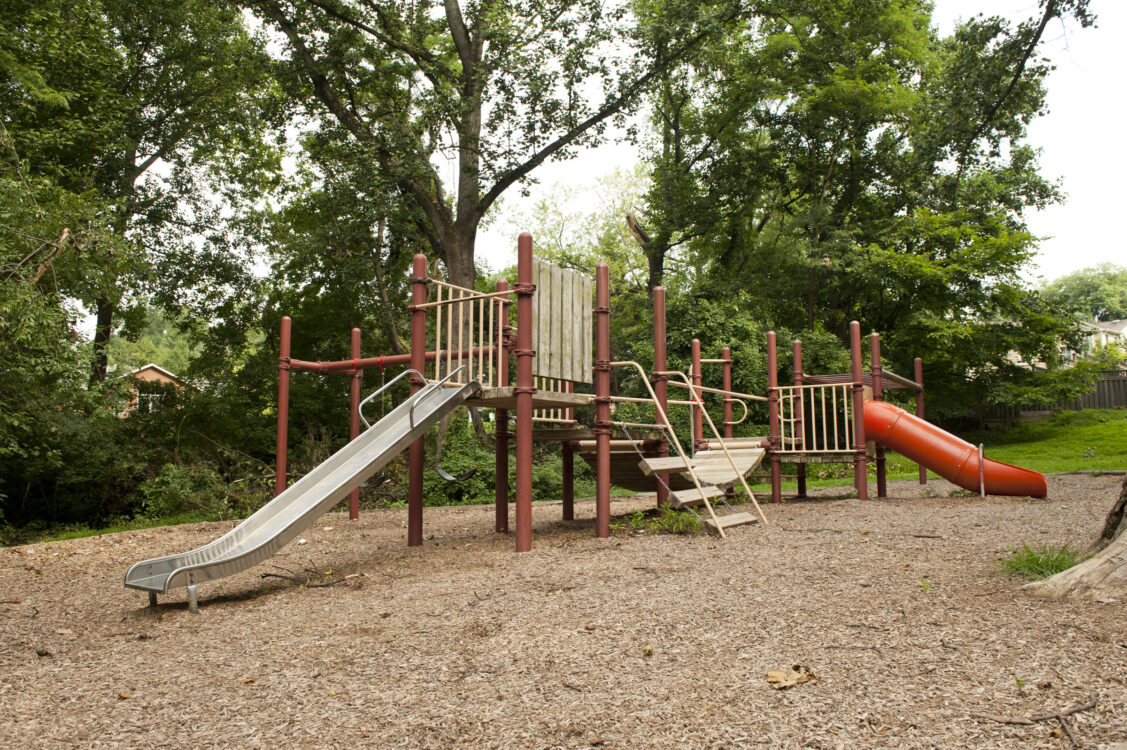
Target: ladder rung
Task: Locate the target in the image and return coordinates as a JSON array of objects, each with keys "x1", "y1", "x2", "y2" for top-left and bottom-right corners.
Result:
[
  {"x1": 639, "y1": 456, "x2": 691, "y2": 476},
  {"x1": 670, "y1": 485, "x2": 724, "y2": 508},
  {"x1": 704, "y1": 512, "x2": 759, "y2": 531}
]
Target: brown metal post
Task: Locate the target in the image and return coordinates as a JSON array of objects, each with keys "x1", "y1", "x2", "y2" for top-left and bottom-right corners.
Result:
[
  {"x1": 850, "y1": 321, "x2": 868, "y2": 499},
  {"x1": 594, "y1": 262, "x2": 611, "y2": 538},
  {"x1": 870, "y1": 333, "x2": 887, "y2": 498},
  {"x1": 562, "y1": 380, "x2": 575, "y2": 520},
  {"x1": 495, "y1": 279, "x2": 510, "y2": 533},
  {"x1": 915, "y1": 357, "x2": 927, "y2": 485},
  {"x1": 691, "y1": 338, "x2": 704, "y2": 452},
  {"x1": 766, "y1": 331, "x2": 781, "y2": 503},
  {"x1": 514, "y1": 234, "x2": 536, "y2": 552},
  {"x1": 793, "y1": 339, "x2": 806, "y2": 498},
  {"x1": 275, "y1": 316, "x2": 292, "y2": 497},
  {"x1": 652, "y1": 287, "x2": 670, "y2": 507},
  {"x1": 721, "y1": 346, "x2": 733, "y2": 440},
  {"x1": 349, "y1": 327, "x2": 362, "y2": 519},
  {"x1": 408, "y1": 254, "x2": 428, "y2": 547}
]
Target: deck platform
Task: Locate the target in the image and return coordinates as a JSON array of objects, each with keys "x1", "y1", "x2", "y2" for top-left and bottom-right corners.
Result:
[{"x1": 463, "y1": 386, "x2": 593, "y2": 411}]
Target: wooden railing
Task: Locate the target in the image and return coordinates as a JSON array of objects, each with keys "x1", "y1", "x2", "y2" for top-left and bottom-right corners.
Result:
[
  {"x1": 774, "y1": 383, "x2": 854, "y2": 454},
  {"x1": 426, "y1": 279, "x2": 508, "y2": 389}
]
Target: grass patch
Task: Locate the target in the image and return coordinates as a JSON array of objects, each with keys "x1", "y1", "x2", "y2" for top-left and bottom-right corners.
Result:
[
  {"x1": 611, "y1": 506, "x2": 702, "y2": 535},
  {"x1": 999, "y1": 542, "x2": 1081, "y2": 579},
  {"x1": 2, "y1": 511, "x2": 217, "y2": 546}
]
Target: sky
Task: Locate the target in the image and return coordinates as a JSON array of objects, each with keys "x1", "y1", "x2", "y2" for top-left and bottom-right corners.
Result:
[{"x1": 477, "y1": 0, "x2": 1127, "y2": 284}]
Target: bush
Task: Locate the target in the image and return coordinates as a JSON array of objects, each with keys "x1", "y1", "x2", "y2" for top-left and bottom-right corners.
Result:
[{"x1": 135, "y1": 463, "x2": 232, "y2": 521}]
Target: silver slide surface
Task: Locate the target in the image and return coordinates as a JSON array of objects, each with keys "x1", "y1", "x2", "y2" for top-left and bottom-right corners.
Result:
[{"x1": 124, "y1": 380, "x2": 480, "y2": 600}]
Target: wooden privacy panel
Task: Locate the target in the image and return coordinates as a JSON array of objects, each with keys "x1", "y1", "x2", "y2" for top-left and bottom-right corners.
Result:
[{"x1": 530, "y1": 259, "x2": 593, "y2": 384}]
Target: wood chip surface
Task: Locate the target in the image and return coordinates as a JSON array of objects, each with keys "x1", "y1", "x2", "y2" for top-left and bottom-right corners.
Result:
[{"x1": 2, "y1": 475, "x2": 1126, "y2": 748}]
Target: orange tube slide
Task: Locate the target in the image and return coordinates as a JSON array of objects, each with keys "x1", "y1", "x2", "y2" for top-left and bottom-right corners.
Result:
[{"x1": 863, "y1": 401, "x2": 1047, "y2": 498}]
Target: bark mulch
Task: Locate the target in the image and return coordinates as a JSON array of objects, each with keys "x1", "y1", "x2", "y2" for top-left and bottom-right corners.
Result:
[{"x1": 2, "y1": 474, "x2": 1126, "y2": 749}]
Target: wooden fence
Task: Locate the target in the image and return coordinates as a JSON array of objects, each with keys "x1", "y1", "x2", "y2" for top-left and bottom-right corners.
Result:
[{"x1": 984, "y1": 369, "x2": 1127, "y2": 422}]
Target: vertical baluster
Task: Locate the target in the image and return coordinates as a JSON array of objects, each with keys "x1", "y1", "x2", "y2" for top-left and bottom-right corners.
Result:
[
  {"x1": 445, "y1": 287, "x2": 453, "y2": 380},
  {"x1": 458, "y1": 290, "x2": 466, "y2": 383},
  {"x1": 820, "y1": 387, "x2": 828, "y2": 452},
  {"x1": 832, "y1": 386, "x2": 839, "y2": 451},
  {"x1": 467, "y1": 288, "x2": 474, "y2": 385},
  {"x1": 434, "y1": 284, "x2": 443, "y2": 380}
]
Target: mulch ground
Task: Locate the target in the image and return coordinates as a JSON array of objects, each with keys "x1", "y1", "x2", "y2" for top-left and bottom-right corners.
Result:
[{"x1": 2, "y1": 474, "x2": 1126, "y2": 749}]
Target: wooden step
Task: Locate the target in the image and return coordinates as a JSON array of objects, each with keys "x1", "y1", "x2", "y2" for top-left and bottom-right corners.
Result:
[
  {"x1": 639, "y1": 456, "x2": 691, "y2": 476},
  {"x1": 704, "y1": 512, "x2": 759, "y2": 532},
  {"x1": 669, "y1": 485, "x2": 725, "y2": 509}
]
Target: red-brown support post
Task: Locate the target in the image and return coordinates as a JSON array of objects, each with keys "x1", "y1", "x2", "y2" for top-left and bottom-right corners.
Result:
[
  {"x1": 495, "y1": 279, "x2": 510, "y2": 533},
  {"x1": 652, "y1": 287, "x2": 670, "y2": 507},
  {"x1": 870, "y1": 332, "x2": 887, "y2": 499},
  {"x1": 793, "y1": 339, "x2": 807, "y2": 498},
  {"x1": 408, "y1": 254, "x2": 428, "y2": 547},
  {"x1": 691, "y1": 338, "x2": 704, "y2": 452},
  {"x1": 514, "y1": 234, "x2": 536, "y2": 552},
  {"x1": 594, "y1": 262, "x2": 612, "y2": 538},
  {"x1": 721, "y1": 346, "x2": 733, "y2": 440},
  {"x1": 766, "y1": 331, "x2": 782, "y2": 503},
  {"x1": 914, "y1": 357, "x2": 927, "y2": 485},
  {"x1": 849, "y1": 321, "x2": 868, "y2": 500},
  {"x1": 562, "y1": 380, "x2": 575, "y2": 520},
  {"x1": 349, "y1": 326, "x2": 362, "y2": 519},
  {"x1": 275, "y1": 316, "x2": 292, "y2": 497}
]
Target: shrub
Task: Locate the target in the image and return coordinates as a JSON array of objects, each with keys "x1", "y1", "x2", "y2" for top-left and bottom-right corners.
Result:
[{"x1": 135, "y1": 463, "x2": 232, "y2": 521}]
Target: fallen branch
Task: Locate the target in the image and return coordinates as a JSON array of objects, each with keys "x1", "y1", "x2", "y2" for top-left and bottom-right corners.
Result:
[{"x1": 972, "y1": 692, "x2": 1097, "y2": 748}]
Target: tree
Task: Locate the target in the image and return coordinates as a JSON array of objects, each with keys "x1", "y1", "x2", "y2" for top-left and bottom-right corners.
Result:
[
  {"x1": 1042, "y1": 264, "x2": 1127, "y2": 322},
  {"x1": 1024, "y1": 475, "x2": 1127, "y2": 601},
  {"x1": 245, "y1": 0, "x2": 747, "y2": 290},
  {"x1": 629, "y1": 0, "x2": 1096, "y2": 419},
  {"x1": 0, "y1": 0, "x2": 279, "y2": 382}
]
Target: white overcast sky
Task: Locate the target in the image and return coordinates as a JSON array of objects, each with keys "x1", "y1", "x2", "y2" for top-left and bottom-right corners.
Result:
[{"x1": 478, "y1": 0, "x2": 1126, "y2": 283}]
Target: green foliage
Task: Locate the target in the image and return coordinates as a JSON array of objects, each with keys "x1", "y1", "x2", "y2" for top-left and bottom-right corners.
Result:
[
  {"x1": 1042, "y1": 264, "x2": 1127, "y2": 322},
  {"x1": 1000, "y1": 542, "x2": 1081, "y2": 580},
  {"x1": 135, "y1": 464, "x2": 232, "y2": 521},
  {"x1": 611, "y1": 505, "x2": 701, "y2": 535}
]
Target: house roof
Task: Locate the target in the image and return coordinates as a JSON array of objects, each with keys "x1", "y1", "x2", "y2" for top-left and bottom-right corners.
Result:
[
  {"x1": 1080, "y1": 319, "x2": 1127, "y2": 336},
  {"x1": 130, "y1": 363, "x2": 182, "y2": 382},
  {"x1": 1098, "y1": 319, "x2": 1127, "y2": 335}
]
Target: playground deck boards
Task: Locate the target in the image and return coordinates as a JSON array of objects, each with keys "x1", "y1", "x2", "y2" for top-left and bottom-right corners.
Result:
[{"x1": 464, "y1": 386, "x2": 593, "y2": 411}]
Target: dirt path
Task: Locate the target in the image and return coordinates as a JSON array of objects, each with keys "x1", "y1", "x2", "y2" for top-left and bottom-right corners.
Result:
[{"x1": 2, "y1": 475, "x2": 1125, "y2": 749}]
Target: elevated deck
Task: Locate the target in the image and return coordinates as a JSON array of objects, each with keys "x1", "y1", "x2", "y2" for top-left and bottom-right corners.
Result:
[{"x1": 463, "y1": 386, "x2": 593, "y2": 411}]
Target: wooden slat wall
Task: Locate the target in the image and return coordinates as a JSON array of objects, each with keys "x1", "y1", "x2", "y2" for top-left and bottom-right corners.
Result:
[{"x1": 531, "y1": 259, "x2": 594, "y2": 384}]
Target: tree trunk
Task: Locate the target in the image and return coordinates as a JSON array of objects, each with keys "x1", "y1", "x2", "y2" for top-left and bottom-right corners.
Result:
[
  {"x1": 443, "y1": 221, "x2": 477, "y2": 291},
  {"x1": 1023, "y1": 475, "x2": 1127, "y2": 601},
  {"x1": 90, "y1": 298, "x2": 114, "y2": 383}
]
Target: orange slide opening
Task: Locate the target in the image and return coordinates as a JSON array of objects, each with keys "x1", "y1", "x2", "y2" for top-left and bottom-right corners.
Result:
[{"x1": 863, "y1": 401, "x2": 1047, "y2": 498}]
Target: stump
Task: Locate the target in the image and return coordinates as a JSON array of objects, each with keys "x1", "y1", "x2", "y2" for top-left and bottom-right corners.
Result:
[{"x1": 1024, "y1": 475, "x2": 1127, "y2": 601}]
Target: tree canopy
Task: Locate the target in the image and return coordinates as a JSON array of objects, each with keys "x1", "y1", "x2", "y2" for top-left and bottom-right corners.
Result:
[{"x1": 1042, "y1": 264, "x2": 1127, "y2": 323}]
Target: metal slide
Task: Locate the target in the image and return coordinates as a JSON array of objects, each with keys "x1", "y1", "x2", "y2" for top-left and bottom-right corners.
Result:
[{"x1": 125, "y1": 374, "x2": 481, "y2": 610}]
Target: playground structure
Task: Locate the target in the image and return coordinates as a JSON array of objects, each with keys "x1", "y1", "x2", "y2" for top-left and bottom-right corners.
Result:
[{"x1": 124, "y1": 232, "x2": 1047, "y2": 610}]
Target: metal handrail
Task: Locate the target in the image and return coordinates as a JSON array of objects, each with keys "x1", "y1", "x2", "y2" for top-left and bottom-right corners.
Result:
[
  {"x1": 659, "y1": 369, "x2": 768, "y2": 526},
  {"x1": 358, "y1": 369, "x2": 425, "y2": 429},
  {"x1": 654, "y1": 372, "x2": 768, "y2": 402},
  {"x1": 607, "y1": 361, "x2": 728, "y2": 536},
  {"x1": 409, "y1": 366, "x2": 468, "y2": 428}
]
